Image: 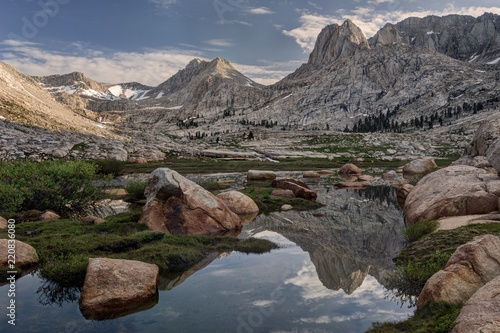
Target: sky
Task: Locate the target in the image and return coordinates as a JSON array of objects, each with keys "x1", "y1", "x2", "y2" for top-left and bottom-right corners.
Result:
[{"x1": 1, "y1": 0, "x2": 500, "y2": 86}]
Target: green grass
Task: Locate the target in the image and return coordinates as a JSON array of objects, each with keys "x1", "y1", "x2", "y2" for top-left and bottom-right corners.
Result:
[
  {"x1": 385, "y1": 223, "x2": 500, "y2": 306},
  {"x1": 367, "y1": 302, "x2": 461, "y2": 333},
  {"x1": 0, "y1": 211, "x2": 278, "y2": 287},
  {"x1": 404, "y1": 219, "x2": 439, "y2": 243},
  {"x1": 121, "y1": 157, "x2": 411, "y2": 175},
  {"x1": 241, "y1": 185, "x2": 323, "y2": 213}
]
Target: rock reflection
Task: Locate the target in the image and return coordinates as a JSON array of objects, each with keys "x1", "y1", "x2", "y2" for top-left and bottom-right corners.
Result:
[{"x1": 245, "y1": 185, "x2": 406, "y2": 294}]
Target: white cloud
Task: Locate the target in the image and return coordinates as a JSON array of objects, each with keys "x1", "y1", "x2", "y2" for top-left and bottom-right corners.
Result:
[
  {"x1": 205, "y1": 39, "x2": 234, "y2": 47},
  {"x1": 234, "y1": 59, "x2": 303, "y2": 85},
  {"x1": 246, "y1": 7, "x2": 274, "y2": 15},
  {"x1": 282, "y1": 14, "x2": 337, "y2": 52},
  {"x1": 283, "y1": 5, "x2": 500, "y2": 52},
  {"x1": 0, "y1": 40, "x2": 290, "y2": 86},
  {"x1": 149, "y1": 0, "x2": 177, "y2": 9},
  {"x1": 0, "y1": 40, "x2": 203, "y2": 85}
]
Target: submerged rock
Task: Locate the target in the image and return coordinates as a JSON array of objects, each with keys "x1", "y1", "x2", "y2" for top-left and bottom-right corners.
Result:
[
  {"x1": 80, "y1": 258, "x2": 159, "y2": 320},
  {"x1": 140, "y1": 168, "x2": 241, "y2": 235}
]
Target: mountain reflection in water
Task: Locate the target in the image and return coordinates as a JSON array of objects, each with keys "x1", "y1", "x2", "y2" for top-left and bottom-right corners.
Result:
[{"x1": 242, "y1": 185, "x2": 406, "y2": 295}]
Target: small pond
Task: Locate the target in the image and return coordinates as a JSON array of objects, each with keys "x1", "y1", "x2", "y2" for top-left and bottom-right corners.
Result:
[{"x1": 0, "y1": 177, "x2": 414, "y2": 333}]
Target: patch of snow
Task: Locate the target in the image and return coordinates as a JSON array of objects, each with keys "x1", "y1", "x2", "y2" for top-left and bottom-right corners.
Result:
[
  {"x1": 487, "y1": 57, "x2": 500, "y2": 65},
  {"x1": 107, "y1": 85, "x2": 122, "y2": 97},
  {"x1": 475, "y1": 70, "x2": 486, "y2": 73},
  {"x1": 166, "y1": 105, "x2": 183, "y2": 110},
  {"x1": 426, "y1": 30, "x2": 435, "y2": 35},
  {"x1": 282, "y1": 93, "x2": 293, "y2": 100},
  {"x1": 469, "y1": 53, "x2": 479, "y2": 62},
  {"x1": 156, "y1": 91, "x2": 164, "y2": 99}
]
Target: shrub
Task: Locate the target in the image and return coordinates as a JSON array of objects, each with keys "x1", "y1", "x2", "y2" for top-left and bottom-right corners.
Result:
[
  {"x1": 386, "y1": 250, "x2": 451, "y2": 305},
  {"x1": 0, "y1": 160, "x2": 106, "y2": 215},
  {"x1": 404, "y1": 219, "x2": 439, "y2": 243},
  {"x1": 125, "y1": 180, "x2": 148, "y2": 202},
  {"x1": 93, "y1": 159, "x2": 126, "y2": 177}
]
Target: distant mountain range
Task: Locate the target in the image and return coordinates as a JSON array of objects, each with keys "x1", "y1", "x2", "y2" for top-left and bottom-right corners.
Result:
[{"x1": 2, "y1": 12, "x2": 500, "y2": 137}]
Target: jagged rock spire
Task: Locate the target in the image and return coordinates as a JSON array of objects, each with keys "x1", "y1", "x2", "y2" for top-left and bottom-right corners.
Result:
[{"x1": 308, "y1": 19, "x2": 370, "y2": 65}]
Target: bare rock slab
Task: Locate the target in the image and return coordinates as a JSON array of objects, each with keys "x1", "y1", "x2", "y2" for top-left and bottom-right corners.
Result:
[
  {"x1": 0, "y1": 239, "x2": 39, "y2": 268},
  {"x1": 247, "y1": 170, "x2": 277, "y2": 181},
  {"x1": 80, "y1": 258, "x2": 159, "y2": 320},
  {"x1": 418, "y1": 235, "x2": 500, "y2": 308},
  {"x1": 404, "y1": 165, "x2": 500, "y2": 225},
  {"x1": 452, "y1": 276, "x2": 500, "y2": 333},
  {"x1": 140, "y1": 168, "x2": 241, "y2": 235}
]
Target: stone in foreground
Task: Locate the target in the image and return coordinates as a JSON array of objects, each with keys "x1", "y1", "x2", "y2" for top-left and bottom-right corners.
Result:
[
  {"x1": 452, "y1": 276, "x2": 500, "y2": 333},
  {"x1": 80, "y1": 258, "x2": 159, "y2": 320},
  {"x1": 0, "y1": 239, "x2": 39, "y2": 268},
  {"x1": 418, "y1": 235, "x2": 500, "y2": 308},
  {"x1": 140, "y1": 168, "x2": 241, "y2": 235},
  {"x1": 404, "y1": 165, "x2": 499, "y2": 225}
]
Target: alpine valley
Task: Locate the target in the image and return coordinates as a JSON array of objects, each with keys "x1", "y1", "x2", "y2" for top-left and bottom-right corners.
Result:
[{"x1": 2, "y1": 12, "x2": 500, "y2": 162}]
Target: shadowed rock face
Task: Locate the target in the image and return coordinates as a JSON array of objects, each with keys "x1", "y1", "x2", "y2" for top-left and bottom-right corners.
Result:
[
  {"x1": 309, "y1": 20, "x2": 370, "y2": 65},
  {"x1": 245, "y1": 186, "x2": 406, "y2": 294}
]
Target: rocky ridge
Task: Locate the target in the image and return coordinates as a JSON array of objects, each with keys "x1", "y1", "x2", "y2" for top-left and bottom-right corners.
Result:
[{"x1": 370, "y1": 13, "x2": 500, "y2": 64}]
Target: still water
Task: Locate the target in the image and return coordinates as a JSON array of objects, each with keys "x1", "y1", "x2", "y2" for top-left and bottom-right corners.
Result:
[{"x1": 0, "y1": 182, "x2": 414, "y2": 333}]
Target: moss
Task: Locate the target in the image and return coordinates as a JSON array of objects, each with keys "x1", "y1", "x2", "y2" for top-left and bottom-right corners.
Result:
[
  {"x1": 0, "y1": 216, "x2": 277, "y2": 287},
  {"x1": 241, "y1": 186, "x2": 323, "y2": 213},
  {"x1": 367, "y1": 302, "x2": 461, "y2": 333}
]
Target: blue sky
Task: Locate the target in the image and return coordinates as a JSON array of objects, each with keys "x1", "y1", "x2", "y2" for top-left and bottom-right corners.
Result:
[{"x1": 1, "y1": 0, "x2": 500, "y2": 85}]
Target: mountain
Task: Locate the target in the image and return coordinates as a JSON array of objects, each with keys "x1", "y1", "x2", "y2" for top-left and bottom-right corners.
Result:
[
  {"x1": 369, "y1": 12, "x2": 500, "y2": 64},
  {"x1": 245, "y1": 15, "x2": 500, "y2": 132},
  {"x1": 7, "y1": 13, "x2": 500, "y2": 141},
  {"x1": 108, "y1": 82, "x2": 153, "y2": 100},
  {"x1": 0, "y1": 62, "x2": 116, "y2": 137},
  {"x1": 308, "y1": 19, "x2": 370, "y2": 65},
  {"x1": 34, "y1": 71, "x2": 117, "y2": 100}
]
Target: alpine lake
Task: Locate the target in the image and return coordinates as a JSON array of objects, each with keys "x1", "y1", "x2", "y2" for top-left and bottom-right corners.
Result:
[{"x1": 0, "y1": 169, "x2": 415, "y2": 333}]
